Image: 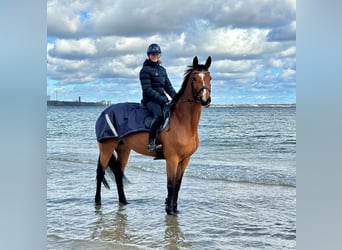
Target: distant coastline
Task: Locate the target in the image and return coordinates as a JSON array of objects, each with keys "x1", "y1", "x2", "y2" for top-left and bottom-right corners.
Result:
[{"x1": 47, "y1": 100, "x2": 109, "y2": 107}]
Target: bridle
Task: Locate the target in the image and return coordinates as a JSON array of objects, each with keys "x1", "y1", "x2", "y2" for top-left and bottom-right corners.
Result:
[{"x1": 190, "y1": 70, "x2": 211, "y2": 107}]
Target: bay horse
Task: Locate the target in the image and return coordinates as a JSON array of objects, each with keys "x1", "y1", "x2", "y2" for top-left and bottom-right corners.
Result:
[{"x1": 95, "y1": 56, "x2": 212, "y2": 215}]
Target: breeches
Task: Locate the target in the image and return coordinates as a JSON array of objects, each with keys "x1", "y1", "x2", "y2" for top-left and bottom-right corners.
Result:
[{"x1": 146, "y1": 101, "x2": 163, "y2": 119}]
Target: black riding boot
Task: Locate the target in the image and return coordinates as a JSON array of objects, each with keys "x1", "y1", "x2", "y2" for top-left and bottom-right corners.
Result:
[{"x1": 147, "y1": 116, "x2": 162, "y2": 151}]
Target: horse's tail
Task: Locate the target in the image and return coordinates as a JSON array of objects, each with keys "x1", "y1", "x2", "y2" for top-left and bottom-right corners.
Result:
[
  {"x1": 107, "y1": 154, "x2": 126, "y2": 184},
  {"x1": 102, "y1": 175, "x2": 110, "y2": 189},
  {"x1": 98, "y1": 154, "x2": 129, "y2": 189}
]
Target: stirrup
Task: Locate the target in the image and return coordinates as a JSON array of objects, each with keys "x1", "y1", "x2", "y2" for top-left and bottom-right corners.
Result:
[{"x1": 147, "y1": 140, "x2": 156, "y2": 151}]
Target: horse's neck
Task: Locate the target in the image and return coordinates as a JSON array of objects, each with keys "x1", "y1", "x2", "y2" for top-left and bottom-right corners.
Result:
[{"x1": 171, "y1": 89, "x2": 202, "y2": 134}]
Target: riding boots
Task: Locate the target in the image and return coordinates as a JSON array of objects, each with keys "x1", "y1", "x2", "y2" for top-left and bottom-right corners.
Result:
[{"x1": 147, "y1": 116, "x2": 162, "y2": 151}]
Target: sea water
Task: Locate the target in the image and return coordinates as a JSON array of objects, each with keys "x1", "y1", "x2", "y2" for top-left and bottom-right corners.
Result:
[{"x1": 47, "y1": 105, "x2": 296, "y2": 249}]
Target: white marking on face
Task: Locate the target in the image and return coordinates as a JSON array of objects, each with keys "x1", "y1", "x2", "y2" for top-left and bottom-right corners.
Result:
[
  {"x1": 198, "y1": 72, "x2": 207, "y2": 101},
  {"x1": 198, "y1": 72, "x2": 205, "y2": 82}
]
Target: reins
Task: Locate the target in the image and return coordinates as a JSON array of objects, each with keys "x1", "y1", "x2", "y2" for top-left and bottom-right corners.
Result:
[
  {"x1": 188, "y1": 70, "x2": 211, "y2": 104},
  {"x1": 171, "y1": 68, "x2": 211, "y2": 108}
]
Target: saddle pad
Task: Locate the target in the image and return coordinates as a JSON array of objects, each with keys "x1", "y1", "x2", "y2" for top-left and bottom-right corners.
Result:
[{"x1": 95, "y1": 102, "x2": 150, "y2": 142}]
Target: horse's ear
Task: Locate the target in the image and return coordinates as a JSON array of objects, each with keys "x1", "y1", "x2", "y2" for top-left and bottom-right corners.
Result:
[
  {"x1": 205, "y1": 56, "x2": 212, "y2": 69},
  {"x1": 193, "y1": 56, "x2": 198, "y2": 68}
]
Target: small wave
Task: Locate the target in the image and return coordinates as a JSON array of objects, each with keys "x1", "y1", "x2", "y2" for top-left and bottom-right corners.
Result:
[
  {"x1": 47, "y1": 197, "x2": 91, "y2": 207},
  {"x1": 279, "y1": 139, "x2": 296, "y2": 145},
  {"x1": 185, "y1": 172, "x2": 296, "y2": 188},
  {"x1": 47, "y1": 157, "x2": 96, "y2": 165},
  {"x1": 47, "y1": 235, "x2": 137, "y2": 250},
  {"x1": 130, "y1": 164, "x2": 296, "y2": 188}
]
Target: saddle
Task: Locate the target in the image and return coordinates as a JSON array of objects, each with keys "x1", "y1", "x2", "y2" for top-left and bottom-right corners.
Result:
[{"x1": 142, "y1": 102, "x2": 171, "y2": 130}]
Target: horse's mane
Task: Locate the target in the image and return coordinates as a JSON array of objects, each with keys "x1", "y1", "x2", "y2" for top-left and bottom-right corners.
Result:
[{"x1": 169, "y1": 64, "x2": 207, "y2": 112}]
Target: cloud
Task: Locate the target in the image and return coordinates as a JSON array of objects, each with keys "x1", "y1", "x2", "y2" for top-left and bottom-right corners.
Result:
[
  {"x1": 267, "y1": 21, "x2": 296, "y2": 41},
  {"x1": 47, "y1": 0, "x2": 296, "y2": 104},
  {"x1": 210, "y1": 0, "x2": 295, "y2": 29},
  {"x1": 49, "y1": 38, "x2": 97, "y2": 60}
]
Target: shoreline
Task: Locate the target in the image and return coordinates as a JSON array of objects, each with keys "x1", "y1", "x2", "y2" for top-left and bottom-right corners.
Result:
[{"x1": 47, "y1": 100, "x2": 108, "y2": 107}]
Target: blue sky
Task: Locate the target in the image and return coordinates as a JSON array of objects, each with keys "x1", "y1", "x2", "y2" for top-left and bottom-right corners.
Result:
[{"x1": 47, "y1": 0, "x2": 296, "y2": 104}]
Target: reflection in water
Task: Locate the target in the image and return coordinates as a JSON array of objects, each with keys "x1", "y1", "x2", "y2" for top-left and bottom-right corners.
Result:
[
  {"x1": 90, "y1": 204, "x2": 193, "y2": 249},
  {"x1": 91, "y1": 204, "x2": 133, "y2": 243},
  {"x1": 164, "y1": 215, "x2": 192, "y2": 249}
]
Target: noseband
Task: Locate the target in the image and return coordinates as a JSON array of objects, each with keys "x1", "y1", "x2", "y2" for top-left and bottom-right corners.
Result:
[{"x1": 191, "y1": 70, "x2": 211, "y2": 106}]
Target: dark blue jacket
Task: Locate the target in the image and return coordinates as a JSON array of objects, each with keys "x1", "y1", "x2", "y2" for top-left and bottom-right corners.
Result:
[{"x1": 139, "y1": 59, "x2": 177, "y2": 105}]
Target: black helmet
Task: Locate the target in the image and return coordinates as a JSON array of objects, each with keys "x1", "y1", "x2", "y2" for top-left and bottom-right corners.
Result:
[{"x1": 147, "y1": 43, "x2": 161, "y2": 54}]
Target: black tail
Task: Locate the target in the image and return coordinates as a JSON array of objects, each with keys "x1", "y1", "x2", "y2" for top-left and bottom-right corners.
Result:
[
  {"x1": 102, "y1": 176, "x2": 110, "y2": 189},
  {"x1": 107, "y1": 154, "x2": 124, "y2": 185}
]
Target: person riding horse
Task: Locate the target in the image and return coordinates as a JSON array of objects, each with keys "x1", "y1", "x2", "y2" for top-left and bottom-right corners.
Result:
[
  {"x1": 95, "y1": 55, "x2": 212, "y2": 214},
  {"x1": 139, "y1": 43, "x2": 177, "y2": 151}
]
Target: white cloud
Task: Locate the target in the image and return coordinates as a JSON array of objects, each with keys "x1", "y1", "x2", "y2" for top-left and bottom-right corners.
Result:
[
  {"x1": 279, "y1": 68, "x2": 296, "y2": 80},
  {"x1": 51, "y1": 38, "x2": 97, "y2": 59},
  {"x1": 47, "y1": 0, "x2": 296, "y2": 104},
  {"x1": 279, "y1": 46, "x2": 296, "y2": 57}
]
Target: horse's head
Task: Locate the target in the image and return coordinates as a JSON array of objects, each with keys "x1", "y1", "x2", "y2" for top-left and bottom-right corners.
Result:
[{"x1": 191, "y1": 56, "x2": 212, "y2": 107}]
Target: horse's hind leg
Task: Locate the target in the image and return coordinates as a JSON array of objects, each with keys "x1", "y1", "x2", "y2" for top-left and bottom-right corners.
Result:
[
  {"x1": 108, "y1": 154, "x2": 128, "y2": 204},
  {"x1": 95, "y1": 157, "x2": 105, "y2": 205},
  {"x1": 95, "y1": 139, "x2": 118, "y2": 205}
]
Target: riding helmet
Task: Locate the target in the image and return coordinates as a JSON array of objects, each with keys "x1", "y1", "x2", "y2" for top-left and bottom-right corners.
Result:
[{"x1": 147, "y1": 43, "x2": 162, "y2": 54}]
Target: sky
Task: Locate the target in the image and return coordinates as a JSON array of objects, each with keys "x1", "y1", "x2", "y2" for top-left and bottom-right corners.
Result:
[{"x1": 47, "y1": 0, "x2": 296, "y2": 105}]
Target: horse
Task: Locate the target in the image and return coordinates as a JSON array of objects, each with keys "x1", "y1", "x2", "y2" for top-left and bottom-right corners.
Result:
[{"x1": 95, "y1": 56, "x2": 212, "y2": 215}]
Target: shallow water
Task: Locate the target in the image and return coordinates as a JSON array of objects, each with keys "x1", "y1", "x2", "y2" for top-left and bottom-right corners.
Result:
[{"x1": 47, "y1": 106, "x2": 296, "y2": 249}]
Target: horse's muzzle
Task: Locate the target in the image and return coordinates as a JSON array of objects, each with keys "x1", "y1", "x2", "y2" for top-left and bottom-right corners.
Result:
[{"x1": 201, "y1": 97, "x2": 211, "y2": 107}]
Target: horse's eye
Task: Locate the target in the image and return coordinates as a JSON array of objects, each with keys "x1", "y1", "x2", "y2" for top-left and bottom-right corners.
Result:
[
  {"x1": 210, "y1": 76, "x2": 212, "y2": 80},
  {"x1": 193, "y1": 77, "x2": 197, "y2": 81}
]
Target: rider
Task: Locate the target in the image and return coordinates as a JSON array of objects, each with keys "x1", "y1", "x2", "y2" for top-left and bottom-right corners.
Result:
[{"x1": 139, "y1": 43, "x2": 177, "y2": 151}]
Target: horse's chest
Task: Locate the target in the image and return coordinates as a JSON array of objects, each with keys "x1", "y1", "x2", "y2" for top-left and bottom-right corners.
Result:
[{"x1": 179, "y1": 136, "x2": 199, "y2": 156}]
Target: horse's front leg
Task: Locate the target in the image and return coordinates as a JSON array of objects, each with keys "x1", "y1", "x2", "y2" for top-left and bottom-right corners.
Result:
[
  {"x1": 165, "y1": 174, "x2": 184, "y2": 215},
  {"x1": 165, "y1": 157, "x2": 189, "y2": 215},
  {"x1": 172, "y1": 157, "x2": 190, "y2": 213},
  {"x1": 165, "y1": 158, "x2": 178, "y2": 215},
  {"x1": 173, "y1": 174, "x2": 184, "y2": 213},
  {"x1": 165, "y1": 179, "x2": 176, "y2": 215}
]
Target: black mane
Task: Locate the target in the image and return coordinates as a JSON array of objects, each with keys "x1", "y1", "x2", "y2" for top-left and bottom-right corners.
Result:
[{"x1": 169, "y1": 64, "x2": 207, "y2": 111}]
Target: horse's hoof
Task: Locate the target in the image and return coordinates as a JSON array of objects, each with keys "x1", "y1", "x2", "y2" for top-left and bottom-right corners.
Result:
[
  {"x1": 95, "y1": 196, "x2": 101, "y2": 205},
  {"x1": 119, "y1": 199, "x2": 128, "y2": 205},
  {"x1": 165, "y1": 207, "x2": 177, "y2": 215},
  {"x1": 166, "y1": 210, "x2": 177, "y2": 216}
]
